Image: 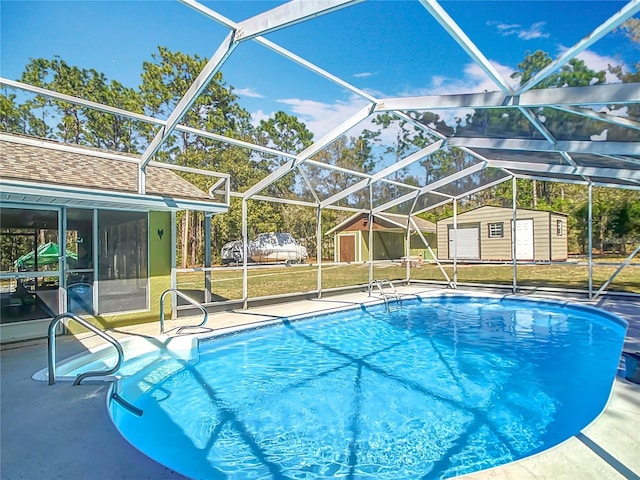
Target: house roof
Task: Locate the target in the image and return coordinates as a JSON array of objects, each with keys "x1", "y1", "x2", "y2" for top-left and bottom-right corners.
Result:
[
  {"x1": 0, "y1": 133, "x2": 228, "y2": 213},
  {"x1": 327, "y1": 212, "x2": 436, "y2": 235},
  {"x1": 436, "y1": 205, "x2": 568, "y2": 223}
]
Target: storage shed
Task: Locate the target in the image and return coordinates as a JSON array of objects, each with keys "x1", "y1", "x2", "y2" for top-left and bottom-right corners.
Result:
[
  {"x1": 328, "y1": 213, "x2": 436, "y2": 263},
  {"x1": 436, "y1": 206, "x2": 568, "y2": 262}
]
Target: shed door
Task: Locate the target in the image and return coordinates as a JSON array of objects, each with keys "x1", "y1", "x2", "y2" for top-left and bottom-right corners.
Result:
[
  {"x1": 449, "y1": 227, "x2": 479, "y2": 259},
  {"x1": 339, "y1": 235, "x2": 356, "y2": 262},
  {"x1": 514, "y1": 219, "x2": 534, "y2": 260}
]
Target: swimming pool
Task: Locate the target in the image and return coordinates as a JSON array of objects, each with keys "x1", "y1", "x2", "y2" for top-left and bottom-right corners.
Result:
[{"x1": 110, "y1": 294, "x2": 627, "y2": 479}]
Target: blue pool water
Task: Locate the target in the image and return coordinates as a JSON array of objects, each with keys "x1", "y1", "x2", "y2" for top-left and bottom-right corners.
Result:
[{"x1": 111, "y1": 295, "x2": 627, "y2": 480}]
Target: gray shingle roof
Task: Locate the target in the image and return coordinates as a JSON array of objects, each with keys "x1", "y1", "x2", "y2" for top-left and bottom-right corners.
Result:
[{"x1": 0, "y1": 134, "x2": 211, "y2": 201}]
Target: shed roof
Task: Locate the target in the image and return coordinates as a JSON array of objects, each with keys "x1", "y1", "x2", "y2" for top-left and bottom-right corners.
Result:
[
  {"x1": 0, "y1": 133, "x2": 228, "y2": 213},
  {"x1": 436, "y1": 205, "x2": 569, "y2": 223},
  {"x1": 327, "y1": 212, "x2": 436, "y2": 235}
]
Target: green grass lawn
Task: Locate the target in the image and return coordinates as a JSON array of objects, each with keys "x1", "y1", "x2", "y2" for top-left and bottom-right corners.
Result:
[{"x1": 177, "y1": 259, "x2": 640, "y2": 301}]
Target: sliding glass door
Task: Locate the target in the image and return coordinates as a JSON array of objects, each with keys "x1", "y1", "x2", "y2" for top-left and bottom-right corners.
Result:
[
  {"x1": 0, "y1": 206, "x2": 62, "y2": 330},
  {"x1": 97, "y1": 210, "x2": 148, "y2": 313},
  {"x1": 66, "y1": 208, "x2": 95, "y2": 314}
]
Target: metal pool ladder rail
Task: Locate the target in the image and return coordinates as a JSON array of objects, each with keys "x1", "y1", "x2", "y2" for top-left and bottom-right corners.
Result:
[
  {"x1": 47, "y1": 312, "x2": 143, "y2": 416},
  {"x1": 48, "y1": 312, "x2": 124, "y2": 386},
  {"x1": 368, "y1": 279, "x2": 402, "y2": 309},
  {"x1": 159, "y1": 288, "x2": 209, "y2": 334}
]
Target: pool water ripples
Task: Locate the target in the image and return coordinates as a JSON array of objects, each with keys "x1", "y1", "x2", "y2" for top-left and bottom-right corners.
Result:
[{"x1": 112, "y1": 295, "x2": 626, "y2": 480}]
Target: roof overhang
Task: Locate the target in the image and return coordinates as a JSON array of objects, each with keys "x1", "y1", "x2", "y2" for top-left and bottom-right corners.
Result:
[{"x1": 0, "y1": 180, "x2": 228, "y2": 214}]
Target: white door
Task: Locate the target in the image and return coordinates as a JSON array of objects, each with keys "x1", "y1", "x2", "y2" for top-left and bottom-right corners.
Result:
[
  {"x1": 449, "y1": 227, "x2": 479, "y2": 259},
  {"x1": 515, "y1": 219, "x2": 534, "y2": 260}
]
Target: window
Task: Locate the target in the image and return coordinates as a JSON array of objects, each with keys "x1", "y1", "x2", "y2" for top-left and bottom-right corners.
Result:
[
  {"x1": 557, "y1": 219, "x2": 563, "y2": 236},
  {"x1": 488, "y1": 222, "x2": 504, "y2": 238}
]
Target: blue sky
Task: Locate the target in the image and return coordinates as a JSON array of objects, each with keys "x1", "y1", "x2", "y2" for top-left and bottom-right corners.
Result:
[{"x1": 1, "y1": 0, "x2": 637, "y2": 139}]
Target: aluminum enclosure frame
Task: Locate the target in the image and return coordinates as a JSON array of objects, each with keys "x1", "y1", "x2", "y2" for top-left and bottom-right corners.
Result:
[{"x1": 2, "y1": 0, "x2": 640, "y2": 306}]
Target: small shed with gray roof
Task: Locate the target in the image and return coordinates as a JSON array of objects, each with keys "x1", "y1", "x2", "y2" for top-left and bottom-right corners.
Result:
[{"x1": 327, "y1": 212, "x2": 437, "y2": 263}]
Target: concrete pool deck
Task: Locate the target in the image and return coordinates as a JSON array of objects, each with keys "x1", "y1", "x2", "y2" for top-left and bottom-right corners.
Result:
[{"x1": 1, "y1": 286, "x2": 639, "y2": 480}]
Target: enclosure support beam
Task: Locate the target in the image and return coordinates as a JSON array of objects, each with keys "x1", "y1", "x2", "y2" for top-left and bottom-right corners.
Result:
[
  {"x1": 316, "y1": 205, "x2": 323, "y2": 299},
  {"x1": 373, "y1": 162, "x2": 485, "y2": 214},
  {"x1": 418, "y1": 0, "x2": 513, "y2": 94},
  {"x1": 379, "y1": 82, "x2": 640, "y2": 112},
  {"x1": 453, "y1": 199, "x2": 458, "y2": 289},
  {"x1": 553, "y1": 105, "x2": 640, "y2": 132},
  {"x1": 518, "y1": 107, "x2": 557, "y2": 144},
  {"x1": 368, "y1": 184, "x2": 374, "y2": 289},
  {"x1": 593, "y1": 244, "x2": 640, "y2": 300},
  {"x1": 59, "y1": 208, "x2": 67, "y2": 318},
  {"x1": 204, "y1": 214, "x2": 212, "y2": 304},
  {"x1": 410, "y1": 217, "x2": 452, "y2": 287},
  {"x1": 450, "y1": 139, "x2": 640, "y2": 158},
  {"x1": 406, "y1": 197, "x2": 419, "y2": 284},
  {"x1": 588, "y1": 183, "x2": 593, "y2": 299},
  {"x1": 0, "y1": 77, "x2": 297, "y2": 163},
  {"x1": 171, "y1": 211, "x2": 177, "y2": 320},
  {"x1": 92, "y1": 209, "x2": 99, "y2": 317},
  {"x1": 235, "y1": 0, "x2": 360, "y2": 41},
  {"x1": 242, "y1": 198, "x2": 249, "y2": 310},
  {"x1": 512, "y1": 176, "x2": 518, "y2": 294},
  {"x1": 180, "y1": 0, "x2": 377, "y2": 103}
]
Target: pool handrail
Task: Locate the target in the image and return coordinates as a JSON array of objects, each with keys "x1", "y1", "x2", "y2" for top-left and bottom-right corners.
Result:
[
  {"x1": 368, "y1": 279, "x2": 401, "y2": 309},
  {"x1": 159, "y1": 288, "x2": 208, "y2": 334},
  {"x1": 48, "y1": 312, "x2": 124, "y2": 386}
]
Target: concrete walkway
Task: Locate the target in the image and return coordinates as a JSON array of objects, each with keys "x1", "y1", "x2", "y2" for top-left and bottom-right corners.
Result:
[{"x1": 1, "y1": 287, "x2": 639, "y2": 480}]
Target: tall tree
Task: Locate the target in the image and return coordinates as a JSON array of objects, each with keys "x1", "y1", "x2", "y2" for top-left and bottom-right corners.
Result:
[
  {"x1": 18, "y1": 58, "x2": 55, "y2": 138},
  {"x1": 0, "y1": 89, "x2": 24, "y2": 133},
  {"x1": 257, "y1": 111, "x2": 313, "y2": 154},
  {"x1": 254, "y1": 112, "x2": 317, "y2": 253},
  {"x1": 255, "y1": 111, "x2": 314, "y2": 198},
  {"x1": 139, "y1": 46, "x2": 253, "y2": 162},
  {"x1": 84, "y1": 77, "x2": 145, "y2": 153}
]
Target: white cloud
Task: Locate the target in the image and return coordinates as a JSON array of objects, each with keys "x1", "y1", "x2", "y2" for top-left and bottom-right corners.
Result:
[
  {"x1": 275, "y1": 96, "x2": 371, "y2": 138},
  {"x1": 517, "y1": 21, "x2": 550, "y2": 40},
  {"x1": 353, "y1": 72, "x2": 375, "y2": 78},
  {"x1": 401, "y1": 60, "x2": 517, "y2": 97},
  {"x1": 488, "y1": 20, "x2": 549, "y2": 40},
  {"x1": 235, "y1": 87, "x2": 264, "y2": 98},
  {"x1": 249, "y1": 109, "x2": 273, "y2": 128},
  {"x1": 492, "y1": 21, "x2": 520, "y2": 34},
  {"x1": 247, "y1": 95, "x2": 403, "y2": 155}
]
